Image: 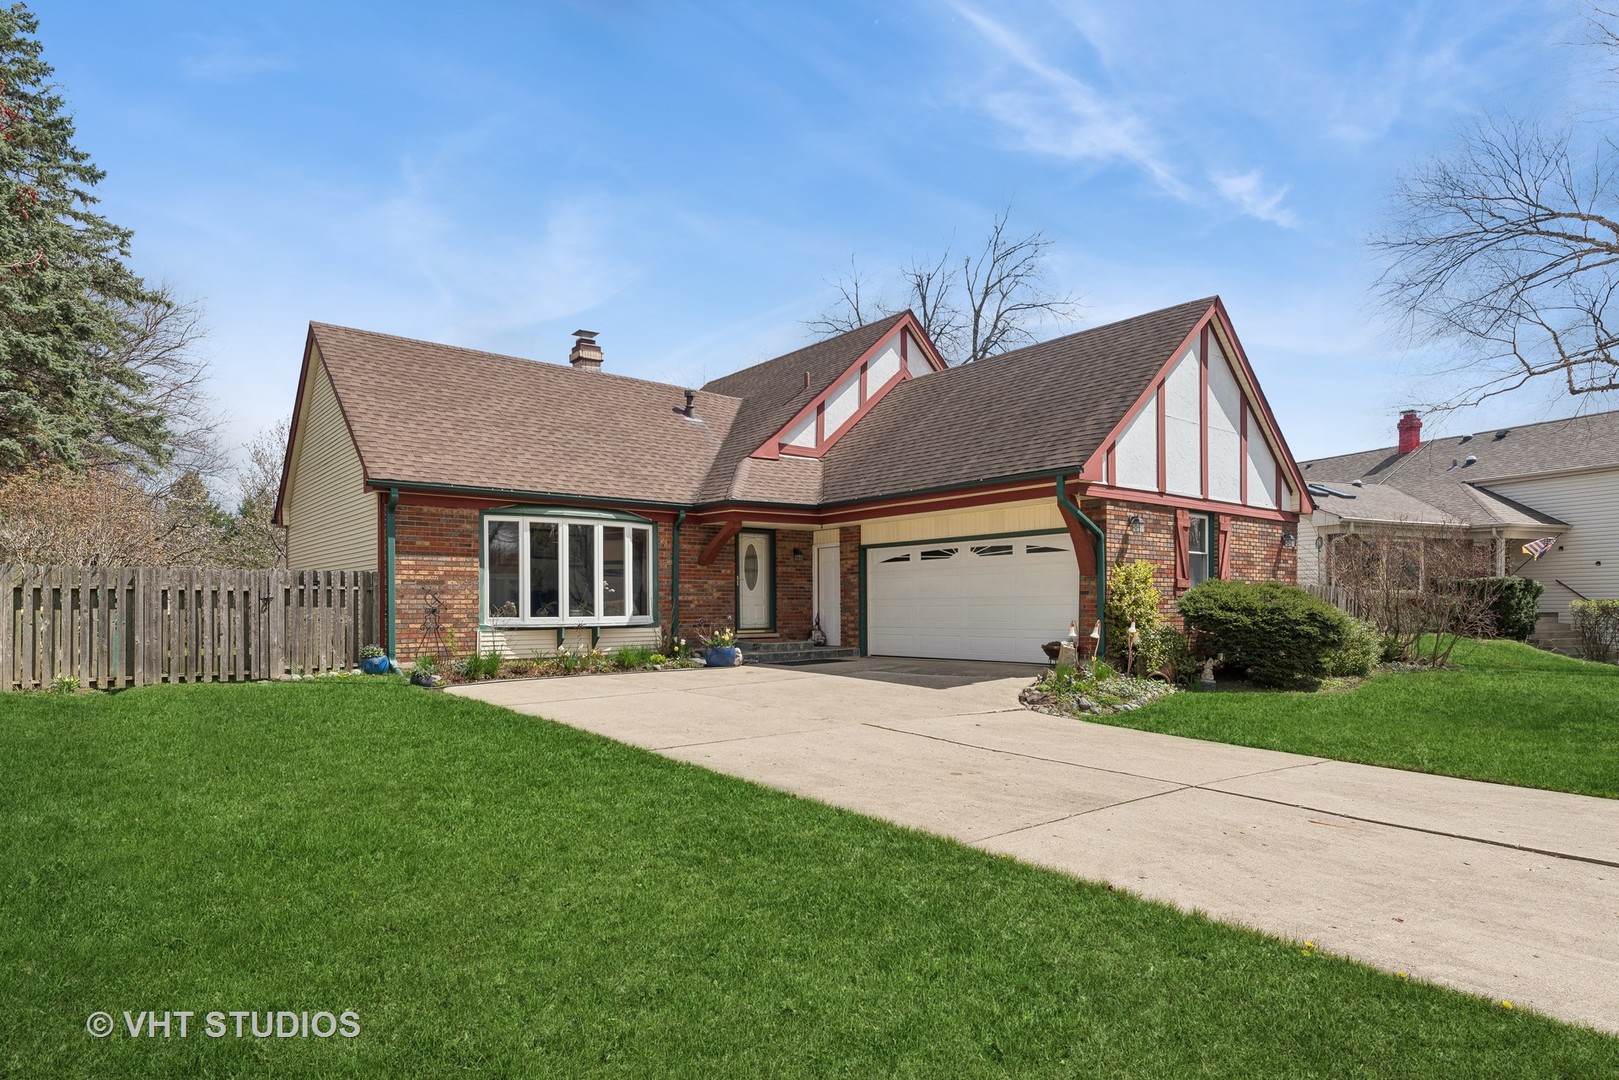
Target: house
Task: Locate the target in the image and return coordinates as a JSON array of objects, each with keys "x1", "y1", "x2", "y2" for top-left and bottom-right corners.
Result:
[
  {"x1": 1297, "y1": 408, "x2": 1619, "y2": 641},
  {"x1": 274, "y1": 297, "x2": 1310, "y2": 665}
]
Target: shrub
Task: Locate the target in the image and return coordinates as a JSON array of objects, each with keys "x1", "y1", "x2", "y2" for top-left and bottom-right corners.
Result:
[
  {"x1": 1126, "y1": 622, "x2": 1194, "y2": 682},
  {"x1": 1176, "y1": 579, "x2": 1356, "y2": 688},
  {"x1": 1106, "y1": 560, "x2": 1164, "y2": 664},
  {"x1": 1571, "y1": 599, "x2": 1619, "y2": 663},
  {"x1": 459, "y1": 651, "x2": 503, "y2": 681},
  {"x1": 610, "y1": 645, "x2": 656, "y2": 670},
  {"x1": 1466, "y1": 576, "x2": 1543, "y2": 641},
  {"x1": 1322, "y1": 618, "x2": 1380, "y2": 678}
]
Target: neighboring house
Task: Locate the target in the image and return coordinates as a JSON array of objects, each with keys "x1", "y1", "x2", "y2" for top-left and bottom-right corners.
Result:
[
  {"x1": 274, "y1": 297, "x2": 1309, "y2": 664},
  {"x1": 1297, "y1": 409, "x2": 1619, "y2": 629}
]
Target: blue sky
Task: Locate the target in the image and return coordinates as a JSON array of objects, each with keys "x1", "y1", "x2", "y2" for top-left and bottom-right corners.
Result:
[{"x1": 36, "y1": 0, "x2": 1601, "y2": 466}]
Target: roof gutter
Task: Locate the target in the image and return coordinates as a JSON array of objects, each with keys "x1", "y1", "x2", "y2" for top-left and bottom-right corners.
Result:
[
  {"x1": 385, "y1": 486, "x2": 399, "y2": 662},
  {"x1": 1055, "y1": 472, "x2": 1106, "y2": 658},
  {"x1": 671, "y1": 508, "x2": 686, "y2": 650},
  {"x1": 366, "y1": 478, "x2": 686, "y2": 512}
]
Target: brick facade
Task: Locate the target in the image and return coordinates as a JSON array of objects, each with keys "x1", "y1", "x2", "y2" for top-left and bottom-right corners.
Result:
[
  {"x1": 387, "y1": 494, "x2": 1291, "y2": 661},
  {"x1": 391, "y1": 503, "x2": 818, "y2": 658},
  {"x1": 1071, "y1": 498, "x2": 1296, "y2": 631},
  {"x1": 393, "y1": 503, "x2": 480, "y2": 660}
]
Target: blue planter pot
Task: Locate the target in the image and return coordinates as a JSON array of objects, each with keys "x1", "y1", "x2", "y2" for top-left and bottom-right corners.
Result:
[
  {"x1": 360, "y1": 656, "x2": 391, "y2": 675},
  {"x1": 705, "y1": 646, "x2": 740, "y2": 667}
]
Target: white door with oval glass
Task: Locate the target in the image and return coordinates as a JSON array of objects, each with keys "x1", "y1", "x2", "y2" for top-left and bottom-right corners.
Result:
[{"x1": 737, "y1": 531, "x2": 773, "y2": 631}]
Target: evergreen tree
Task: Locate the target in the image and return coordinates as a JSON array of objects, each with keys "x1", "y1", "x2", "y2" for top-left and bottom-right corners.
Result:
[{"x1": 0, "y1": 2, "x2": 168, "y2": 472}]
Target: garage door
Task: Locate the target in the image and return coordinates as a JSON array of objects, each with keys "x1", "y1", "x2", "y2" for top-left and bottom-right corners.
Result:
[{"x1": 866, "y1": 535, "x2": 1080, "y2": 662}]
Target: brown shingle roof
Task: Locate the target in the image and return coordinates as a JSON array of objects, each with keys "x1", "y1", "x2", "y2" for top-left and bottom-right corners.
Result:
[
  {"x1": 310, "y1": 323, "x2": 742, "y2": 505},
  {"x1": 818, "y1": 298, "x2": 1215, "y2": 503},
  {"x1": 1299, "y1": 410, "x2": 1619, "y2": 529},
  {"x1": 696, "y1": 314, "x2": 907, "y2": 503}
]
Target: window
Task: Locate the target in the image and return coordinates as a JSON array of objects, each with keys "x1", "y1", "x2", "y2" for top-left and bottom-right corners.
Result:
[
  {"x1": 919, "y1": 547, "x2": 959, "y2": 560},
  {"x1": 1188, "y1": 513, "x2": 1212, "y2": 586},
  {"x1": 483, "y1": 515, "x2": 654, "y2": 626},
  {"x1": 970, "y1": 544, "x2": 1013, "y2": 557}
]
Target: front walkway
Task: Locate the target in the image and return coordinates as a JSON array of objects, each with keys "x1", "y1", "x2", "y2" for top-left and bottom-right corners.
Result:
[{"x1": 451, "y1": 659, "x2": 1619, "y2": 1034}]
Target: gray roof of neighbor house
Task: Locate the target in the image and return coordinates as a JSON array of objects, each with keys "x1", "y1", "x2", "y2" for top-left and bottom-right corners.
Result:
[
  {"x1": 819, "y1": 297, "x2": 1215, "y2": 503},
  {"x1": 1297, "y1": 410, "x2": 1619, "y2": 530},
  {"x1": 299, "y1": 297, "x2": 1229, "y2": 511}
]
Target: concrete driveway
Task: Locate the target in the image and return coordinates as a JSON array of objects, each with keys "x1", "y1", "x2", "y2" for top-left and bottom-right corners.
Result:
[{"x1": 451, "y1": 658, "x2": 1619, "y2": 1034}]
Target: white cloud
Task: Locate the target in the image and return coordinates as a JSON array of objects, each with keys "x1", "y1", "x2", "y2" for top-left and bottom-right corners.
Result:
[
  {"x1": 1211, "y1": 170, "x2": 1299, "y2": 228},
  {"x1": 950, "y1": 2, "x2": 1191, "y2": 200}
]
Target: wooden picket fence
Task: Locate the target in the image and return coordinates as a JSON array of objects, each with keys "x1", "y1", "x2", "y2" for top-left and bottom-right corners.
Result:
[{"x1": 1, "y1": 566, "x2": 379, "y2": 691}]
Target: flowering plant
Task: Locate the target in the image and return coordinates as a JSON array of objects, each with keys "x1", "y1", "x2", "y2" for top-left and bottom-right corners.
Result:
[{"x1": 701, "y1": 625, "x2": 737, "y2": 649}]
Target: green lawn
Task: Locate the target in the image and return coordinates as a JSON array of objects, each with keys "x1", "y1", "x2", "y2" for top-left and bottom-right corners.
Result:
[
  {"x1": 1100, "y1": 640, "x2": 1619, "y2": 798},
  {"x1": 2, "y1": 682, "x2": 1614, "y2": 1077}
]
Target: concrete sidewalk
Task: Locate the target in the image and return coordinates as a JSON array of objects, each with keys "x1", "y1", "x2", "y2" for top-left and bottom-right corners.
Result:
[{"x1": 451, "y1": 659, "x2": 1619, "y2": 1034}]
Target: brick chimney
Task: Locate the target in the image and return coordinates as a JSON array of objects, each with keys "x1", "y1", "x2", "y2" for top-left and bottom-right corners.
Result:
[
  {"x1": 1397, "y1": 409, "x2": 1422, "y2": 455},
  {"x1": 568, "y1": 329, "x2": 603, "y2": 372}
]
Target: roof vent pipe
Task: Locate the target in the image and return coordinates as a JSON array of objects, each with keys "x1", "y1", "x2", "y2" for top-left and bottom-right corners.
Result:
[
  {"x1": 569, "y1": 329, "x2": 603, "y2": 372},
  {"x1": 683, "y1": 389, "x2": 695, "y2": 417}
]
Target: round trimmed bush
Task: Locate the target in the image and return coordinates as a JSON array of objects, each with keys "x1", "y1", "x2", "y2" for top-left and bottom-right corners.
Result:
[{"x1": 1176, "y1": 579, "x2": 1358, "y2": 688}]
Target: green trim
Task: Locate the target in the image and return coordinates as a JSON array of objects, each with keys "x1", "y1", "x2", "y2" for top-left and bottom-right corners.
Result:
[
  {"x1": 368, "y1": 478, "x2": 683, "y2": 511},
  {"x1": 857, "y1": 545, "x2": 868, "y2": 657},
  {"x1": 385, "y1": 487, "x2": 399, "y2": 660},
  {"x1": 1055, "y1": 473, "x2": 1106, "y2": 659},
  {"x1": 735, "y1": 529, "x2": 776, "y2": 633},
  {"x1": 670, "y1": 510, "x2": 685, "y2": 647},
  {"x1": 861, "y1": 527, "x2": 1068, "y2": 551}
]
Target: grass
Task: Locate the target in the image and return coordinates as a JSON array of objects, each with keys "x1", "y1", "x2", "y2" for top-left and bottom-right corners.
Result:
[
  {"x1": 1, "y1": 681, "x2": 1615, "y2": 1077},
  {"x1": 1097, "y1": 639, "x2": 1619, "y2": 798}
]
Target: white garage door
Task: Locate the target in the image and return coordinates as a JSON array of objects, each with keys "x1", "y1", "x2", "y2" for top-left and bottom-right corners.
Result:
[{"x1": 866, "y1": 535, "x2": 1080, "y2": 662}]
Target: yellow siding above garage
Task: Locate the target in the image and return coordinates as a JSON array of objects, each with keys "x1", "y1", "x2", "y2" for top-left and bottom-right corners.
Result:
[
  {"x1": 859, "y1": 498, "x2": 1065, "y2": 546},
  {"x1": 285, "y1": 346, "x2": 378, "y2": 570}
]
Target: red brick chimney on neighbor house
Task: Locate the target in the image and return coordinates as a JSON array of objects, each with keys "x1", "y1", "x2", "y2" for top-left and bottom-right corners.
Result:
[{"x1": 1397, "y1": 409, "x2": 1422, "y2": 455}]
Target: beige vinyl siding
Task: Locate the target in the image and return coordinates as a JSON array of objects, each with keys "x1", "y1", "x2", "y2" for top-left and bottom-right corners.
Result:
[
  {"x1": 285, "y1": 347, "x2": 378, "y2": 570},
  {"x1": 1486, "y1": 467, "x2": 1619, "y2": 617},
  {"x1": 1296, "y1": 516, "x2": 1322, "y2": 585},
  {"x1": 859, "y1": 498, "x2": 1065, "y2": 547},
  {"x1": 477, "y1": 625, "x2": 661, "y2": 659}
]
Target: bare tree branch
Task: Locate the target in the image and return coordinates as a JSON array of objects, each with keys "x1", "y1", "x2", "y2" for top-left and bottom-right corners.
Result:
[
  {"x1": 809, "y1": 207, "x2": 1081, "y2": 365},
  {"x1": 1373, "y1": 28, "x2": 1619, "y2": 409}
]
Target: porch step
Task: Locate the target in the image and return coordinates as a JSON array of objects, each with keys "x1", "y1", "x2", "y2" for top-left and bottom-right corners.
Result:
[
  {"x1": 1529, "y1": 613, "x2": 1581, "y2": 656},
  {"x1": 741, "y1": 641, "x2": 860, "y2": 665}
]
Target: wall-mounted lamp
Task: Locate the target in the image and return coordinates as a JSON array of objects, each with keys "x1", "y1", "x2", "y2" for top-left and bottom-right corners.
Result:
[
  {"x1": 1281, "y1": 531, "x2": 1297, "y2": 550},
  {"x1": 1315, "y1": 535, "x2": 1325, "y2": 551},
  {"x1": 1127, "y1": 514, "x2": 1145, "y2": 535},
  {"x1": 792, "y1": 547, "x2": 806, "y2": 562}
]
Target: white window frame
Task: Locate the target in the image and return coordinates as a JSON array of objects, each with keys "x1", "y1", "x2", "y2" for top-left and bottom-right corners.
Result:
[
  {"x1": 482, "y1": 515, "x2": 654, "y2": 628},
  {"x1": 1188, "y1": 512, "x2": 1212, "y2": 586}
]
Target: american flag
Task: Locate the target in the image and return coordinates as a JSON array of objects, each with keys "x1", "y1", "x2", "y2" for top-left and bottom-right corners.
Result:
[{"x1": 1521, "y1": 537, "x2": 1556, "y2": 561}]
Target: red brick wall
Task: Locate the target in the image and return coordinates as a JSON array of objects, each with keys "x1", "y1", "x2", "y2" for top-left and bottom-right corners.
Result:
[
  {"x1": 1070, "y1": 498, "x2": 1296, "y2": 630},
  {"x1": 774, "y1": 529, "x2": 815, "y2": 640},
  {"x1": 672, "y1": 524, "x2": 816, "y2": 644},
  {"x1": 394, "y1": 503, "x2": 480, "y2": 661},
  {"x1": 840, "y1": 526, "x2": 860, "y2": 651}
]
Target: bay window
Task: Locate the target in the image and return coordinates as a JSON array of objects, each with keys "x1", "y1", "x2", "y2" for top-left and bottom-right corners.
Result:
[{"x1": 483, "y1": 514, "x2": 654, "y2": 625}]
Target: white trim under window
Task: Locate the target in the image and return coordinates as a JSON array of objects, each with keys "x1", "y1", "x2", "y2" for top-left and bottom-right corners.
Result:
[{"x1": 483, "y1": 515, "x2": 655, "y2": 627}]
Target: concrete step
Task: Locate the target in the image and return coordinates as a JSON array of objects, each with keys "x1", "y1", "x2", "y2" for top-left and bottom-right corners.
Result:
[{"x1": 741, "y1": 642, "x2": 860, "y2": 665}]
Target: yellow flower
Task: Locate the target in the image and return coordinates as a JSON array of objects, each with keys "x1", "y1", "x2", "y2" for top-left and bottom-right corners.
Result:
[
  {"x1": 1397, "y1": 972, "x2": 1408, "y2": 980},
  {"x1": 1501, "y1": 1001, "x2": 1514, "y2": 1010}
]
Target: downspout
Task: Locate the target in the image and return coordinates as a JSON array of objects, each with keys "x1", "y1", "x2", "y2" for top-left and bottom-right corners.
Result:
[
  {"x1": 671, "y1": 508, "x2": 687, "y2": 649},
  {"x1": 386, "y1": 487, "x2": 399, "y2": 661},
  {"x1": 1055, "y1": 473, "x2": 1107, "y2": 658}
]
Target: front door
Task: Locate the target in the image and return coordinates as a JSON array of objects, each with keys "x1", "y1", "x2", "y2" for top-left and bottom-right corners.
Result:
[{"x1": 737, "y1": 531, "x2": 774, "y2": 631}]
